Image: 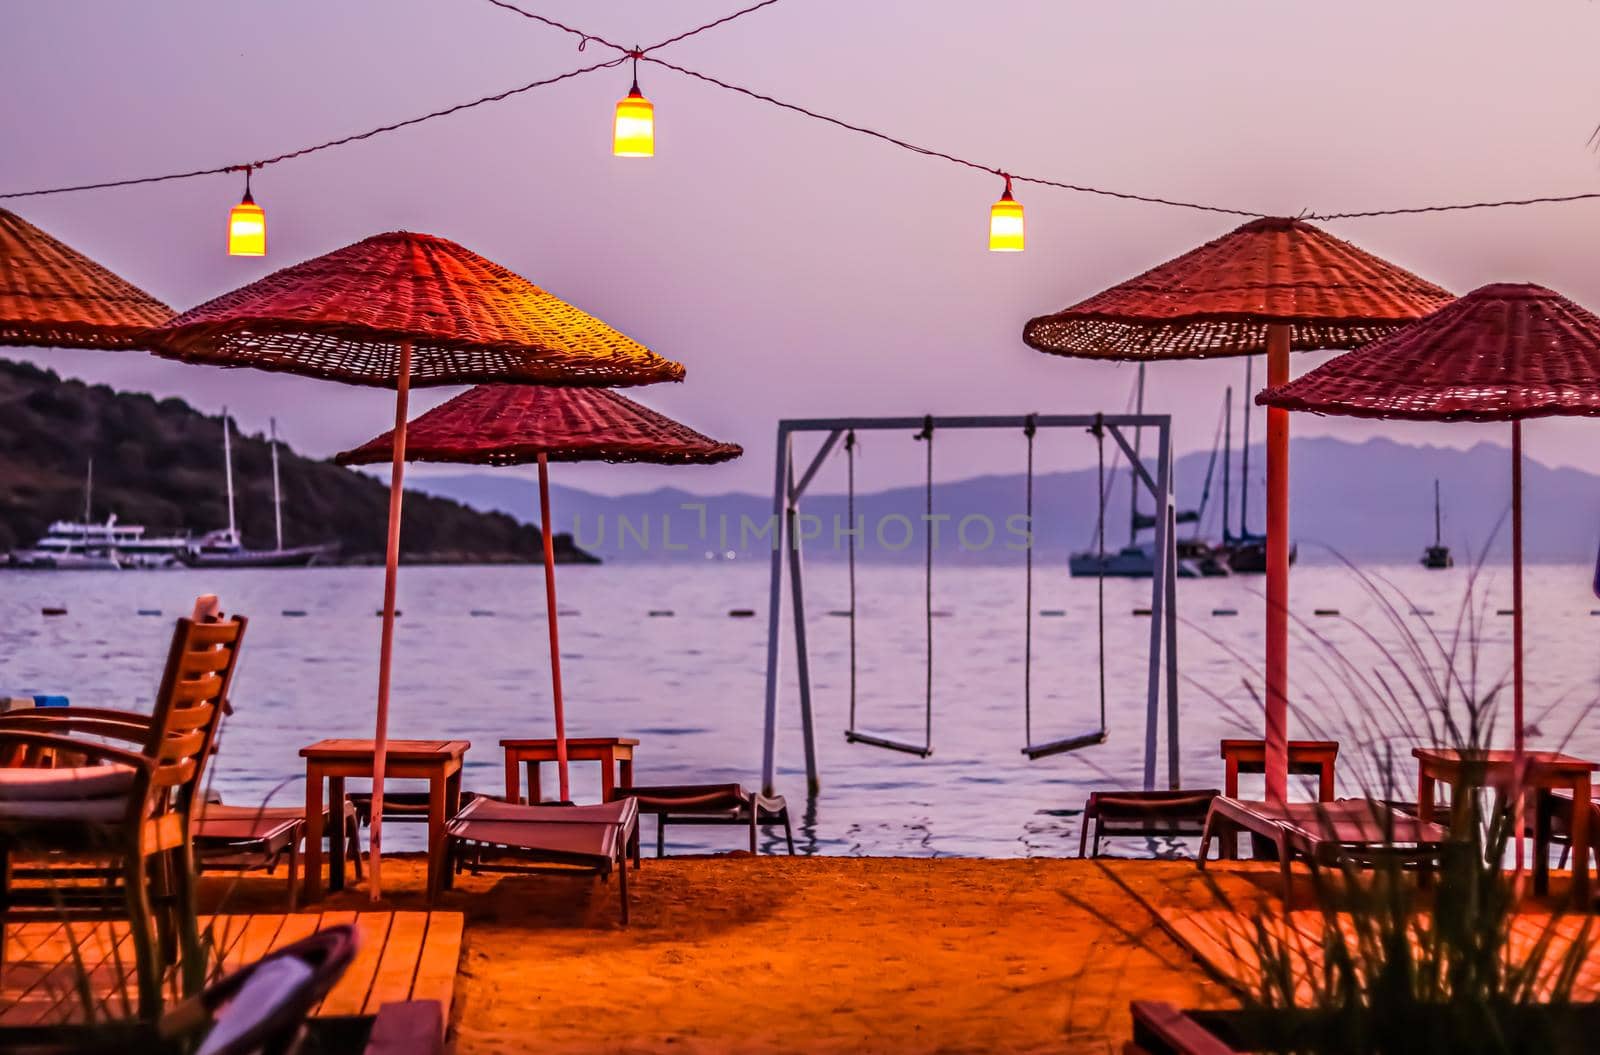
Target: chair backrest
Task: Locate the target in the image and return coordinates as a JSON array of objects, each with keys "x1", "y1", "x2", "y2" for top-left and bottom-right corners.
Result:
[{"x1": 143, "y1": 615, "x2": 247, "y2": 817}]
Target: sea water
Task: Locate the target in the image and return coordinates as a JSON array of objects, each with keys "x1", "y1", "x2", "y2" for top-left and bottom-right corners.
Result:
[{"x1": 1, "y1": 561, "x2": 1596, "y2": 857}]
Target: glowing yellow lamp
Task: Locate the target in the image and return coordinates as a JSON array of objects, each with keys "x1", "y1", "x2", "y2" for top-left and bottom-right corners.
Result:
[
  {"x1": 613, "y1": 85, "x2": 655, "y2": 157},
  {"x1": 228, "y1": 180, "x2": 266, "y2": 257},
  {"x1": 988, "y1": 178, "x2": 1024, "y2": 252}
]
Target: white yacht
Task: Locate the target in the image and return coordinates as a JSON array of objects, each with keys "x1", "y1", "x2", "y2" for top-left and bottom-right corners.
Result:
[
  {"x1": 9, "y1": 460, "x2": 189, "y2": 570},
  {"x1": 11, "y1": 515, "x2": 189, "y2": 570}
]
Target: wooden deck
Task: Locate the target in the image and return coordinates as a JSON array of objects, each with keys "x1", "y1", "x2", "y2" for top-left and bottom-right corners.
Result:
[
  {"x1": 1152, "y1": 906, "x2": 1600, "y2": 1002},
  {"x1": 0, "y1": 911, "x2": 463, "y2": 1029}
]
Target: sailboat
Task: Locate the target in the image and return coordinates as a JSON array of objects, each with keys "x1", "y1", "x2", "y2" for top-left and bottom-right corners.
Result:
[
  {"x1": 1224, "y1": 355, "x2": 1298, "y2": 574},
  {"x1": 1069, "y1": 365, "x2": 1203, "y2": 578},
  {"x1": 183, "y1": 413, "x2": 335, "y2": 568},
  {"x1": 1421, "y1": 478, "x2": 1453, "y2": 569}
]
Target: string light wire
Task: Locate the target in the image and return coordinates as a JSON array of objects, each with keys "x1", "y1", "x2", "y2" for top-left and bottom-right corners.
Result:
[
  {"x1": 0, "y1": 57, "x2": 625, "y2": 200},
  {"x1": 3, "y1": 0, "x2": 1599, "y2": 224}
]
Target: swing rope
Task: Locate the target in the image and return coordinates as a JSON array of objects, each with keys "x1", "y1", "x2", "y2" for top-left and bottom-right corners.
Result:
[
  {"x1": 918, "y1": 415, "x2": 934, "y2": 754},
  {"x1": 842, "y1": 418, "x2": 935, "y2": 757},
  {"x1": 1023, "y1": 414, "x2": 1036, "y2": 744},
  {"x1": 1021, "y1": 412, "x2": 1109, "y2": 760},
  {"x1": 1094, "y1": 412, "x2": 1108, "y2": 734},
  {"x1": 845, "y1": 429, "x2": 858, "y2": 733}
]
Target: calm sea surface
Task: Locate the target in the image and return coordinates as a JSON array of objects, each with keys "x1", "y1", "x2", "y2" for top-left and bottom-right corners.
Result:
[{"x1": 2, "y1": 561, "x2": 1597, "y2": 857}]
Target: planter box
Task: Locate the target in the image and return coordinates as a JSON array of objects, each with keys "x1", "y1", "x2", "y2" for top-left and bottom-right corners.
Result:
[{"x1": 1130, "y1": 1000, "x2": 1600, "y2": 1054}]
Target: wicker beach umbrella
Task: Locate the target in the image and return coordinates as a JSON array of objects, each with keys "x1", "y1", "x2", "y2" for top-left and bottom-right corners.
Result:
[
  {"x1": 337, "y1": 383, "x2": 741, "y2": 803},
  {"x1": 1025, "y1": 217, "x2": 1452, "y2": 799},
  {"x1": 1259, "y1": 283, "x2": 1600, "y2": 861},
  {"x1": 0, "y1": 207, "x2": 173, "y2": 349},
  {"x1": 147, "y1": 232, "x2": 685, "y2": 897}
]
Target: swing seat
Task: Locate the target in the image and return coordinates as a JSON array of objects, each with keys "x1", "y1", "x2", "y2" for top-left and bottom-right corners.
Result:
[
  {"x1": 1022, "y1": 729, "x2": 1108, "y2": 761},
  {"x1": 844, "y1": 730, "x2": 932, "y2": 758}
]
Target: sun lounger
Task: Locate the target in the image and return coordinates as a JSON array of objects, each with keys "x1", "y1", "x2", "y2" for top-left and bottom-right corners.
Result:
[
  {"x1": 610, "y1": 783, "x2": 794, "y2": 857},
  {"x1": 442, "y1": 797, "x2": 640, "y2": 922},
  {"x1": 194, "y1": 800, "x2": 364, "y2": 909},
  {"x1": 1198, "y1": 797, "x2": 1453, "y2": 885},
  {"x1": 1078, "y1": 789, "x2": 1220, "y2": 858}
]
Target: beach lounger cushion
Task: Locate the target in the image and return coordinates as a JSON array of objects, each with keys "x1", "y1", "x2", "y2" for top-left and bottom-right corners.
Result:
[{"x1": 0, "y1": 762, "x2": 136, "y2": 800}]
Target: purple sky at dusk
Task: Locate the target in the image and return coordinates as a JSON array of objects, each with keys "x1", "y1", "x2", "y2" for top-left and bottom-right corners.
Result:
[{"x1": 7, "y1": 1, "x2": 1600, "y2": 497}]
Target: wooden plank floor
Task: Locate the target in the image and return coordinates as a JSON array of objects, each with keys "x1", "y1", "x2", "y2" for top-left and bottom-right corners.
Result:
[
  {"x1": 1153, "y1": 907, "x2": 1600, "y2": 1002},
  {"x1": 0, "y1": 911, "x2": 463, "y2": 1028}
]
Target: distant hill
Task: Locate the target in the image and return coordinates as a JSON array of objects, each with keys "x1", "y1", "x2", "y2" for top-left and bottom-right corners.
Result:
[
  {"x1": 0, "y1": 358, "x2": 596, "y2": 564},
  {"x1": 405, "y1": 436, "x2": 1600, "y2": 565}
]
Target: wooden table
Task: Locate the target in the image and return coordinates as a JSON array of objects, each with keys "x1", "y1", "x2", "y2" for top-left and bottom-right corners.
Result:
[
  {"x1": 1221, "y1": 738, "x2": 1339, "y2": 802},
  {"x1": 1414, "y1": 747, "x2": 1597, "y2": 898},
  {"x1": 301, "y1": 738, "x2": 469, "y2": 902},
  {"x1": 501, "y1": 736, "x2": 638, "y2": 804}
]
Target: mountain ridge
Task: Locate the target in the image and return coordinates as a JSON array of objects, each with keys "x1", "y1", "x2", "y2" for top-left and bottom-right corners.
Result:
[
  {"x1": 401, "y1": 434, "x2": 1600, "y2": 565},
  {"x1": 0, "y1": 358, "x2": 596, "y2": 564}
]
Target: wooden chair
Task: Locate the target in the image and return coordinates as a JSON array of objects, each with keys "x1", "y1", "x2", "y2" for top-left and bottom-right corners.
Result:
[{"x1": 0, "y1": 615, "x2": 247, "y2": 1018}]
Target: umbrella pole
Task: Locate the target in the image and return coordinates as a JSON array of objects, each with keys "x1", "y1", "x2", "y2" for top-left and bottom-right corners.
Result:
[
  {"x1": 370, "y1": 339, "x2": 413, "y2": 900},
  {"x1": 1264, "y1": 323, "x2": 1291, "y2": 803},
  {"x1": 537, "y1": 453, "x2": 571, "y2": 803},
  {"x1": 1512, "y1": 420, "x2": 1526, "y2": 880}
]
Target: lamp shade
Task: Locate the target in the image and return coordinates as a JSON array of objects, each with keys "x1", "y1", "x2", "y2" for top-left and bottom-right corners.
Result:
[
  {"x1": 613, "y1": 90, "x2": 655, "y2": 157},
  {"x1": 989, "y1": 187, "x2": 1024, "y2": 252},
  {"x1": 227, "y1": 192, "x2": 266, "y2": 257}
]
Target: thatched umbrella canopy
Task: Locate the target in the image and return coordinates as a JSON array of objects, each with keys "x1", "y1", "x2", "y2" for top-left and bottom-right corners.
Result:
[
  {"x1": 1260, "y1": 282, "x2": 1600, "y2": 864},
  {"x1": 339, "y1": 384, "x2": 741, "y2": 802},
  {"x1": 1024, "y1": 217, "x2": 1452, "y2": 799},
  {"x1": 146, "y1": 232, "x2": 684, "y2": 897},
  {"x1": 0, "y1": 207, "x2": 172, "y2": 349}
]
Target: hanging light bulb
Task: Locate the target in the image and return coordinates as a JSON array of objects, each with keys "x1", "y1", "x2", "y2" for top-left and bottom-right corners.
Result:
[
  {"x1": 613, "y1": 53, "x2": 654, "y2": 157},
  {"x1": 988, "y1": 175, "x2": 1024, "y2": 252},
  {"x1": 227, "y1": 168, "x2": 266, "y2": 257}
]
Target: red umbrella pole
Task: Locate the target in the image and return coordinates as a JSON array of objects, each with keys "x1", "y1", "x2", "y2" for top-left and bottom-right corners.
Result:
[
  {"x1": 1512, "y1": 419, "x2": 1526, "y2": 877},
  {"x1": 369, "y1": 339, "x2": 413, "y2": 900},
  {"x1": 538, "y1": 453, "x2": 570, "y2": 802},
  {"x1": 1264, "y1": 322, "x2": 1291, "y2": 803}
]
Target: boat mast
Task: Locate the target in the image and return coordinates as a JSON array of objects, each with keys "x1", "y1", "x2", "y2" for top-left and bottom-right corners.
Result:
[
  {"x1": 1130, "y1": 363, "x2": 1146, "y2": 546},
  {"x1": 1240, "y1": 358, "x2": 1253, "y2": 537},
  {"x1": 1434, "y1": 478, "x2": 1443, "y2": 547},
  {"x1": 270, "y1": 418, "x2": 284, "y2": 551},
  {"x1": 222, "y1": 407, "x2": 237, "y2": 541},
  {"x1": 1221, "y1": 386, "x2": 1233, "y2": 543},
  {"x1": 81, "y1": 458, "x2": 92, "y2": 552}
]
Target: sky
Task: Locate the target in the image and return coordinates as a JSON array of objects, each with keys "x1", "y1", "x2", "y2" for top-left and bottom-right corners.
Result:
[{"x1": 6, "y1": 1, "x2": 1600, "y2": 498}]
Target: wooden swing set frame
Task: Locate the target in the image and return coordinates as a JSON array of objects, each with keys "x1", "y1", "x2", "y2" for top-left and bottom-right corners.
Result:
[{"x1": 760, "y1": 413, "x2": 1182, "y2": 798}]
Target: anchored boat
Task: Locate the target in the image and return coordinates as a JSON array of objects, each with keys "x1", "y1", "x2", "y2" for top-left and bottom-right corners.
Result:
[{"x1": 1421, "y1": 478, "x2": 1453, "y2": 569}]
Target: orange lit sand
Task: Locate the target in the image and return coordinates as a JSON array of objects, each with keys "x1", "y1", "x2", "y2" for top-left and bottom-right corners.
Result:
[{"x1": 209, "y1": 855, "x2": 1231, "y2": 1053}]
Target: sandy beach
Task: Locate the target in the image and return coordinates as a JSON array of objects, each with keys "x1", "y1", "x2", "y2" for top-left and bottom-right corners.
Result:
[{"x1": 206, "y1": 854, "x2": 1231, "y2": 1053}]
